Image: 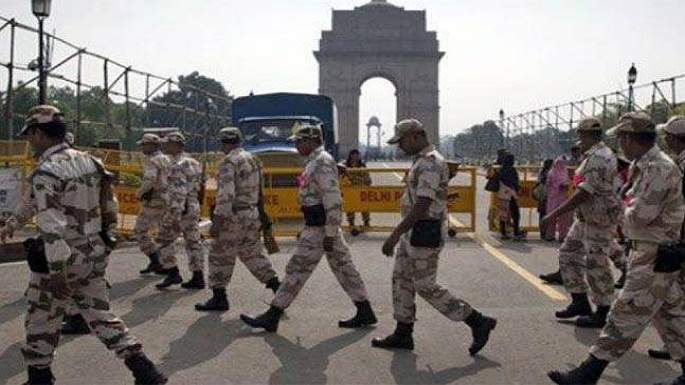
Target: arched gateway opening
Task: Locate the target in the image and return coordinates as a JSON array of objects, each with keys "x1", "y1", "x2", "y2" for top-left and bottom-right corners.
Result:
[
  {"x1": 314, "y1": 0, "x2": 444, "y2": 158},
  {"x1": 359, "y1": 77, "x2": 396, "y2": 160}
]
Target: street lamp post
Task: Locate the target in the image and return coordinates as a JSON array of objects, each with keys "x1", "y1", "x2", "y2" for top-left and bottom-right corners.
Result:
[
  {"x1": 32, "y1": 0, "x2": 52, "y2": 105},
  {"x1": 627, "y1": 63, "x2": 637, "y2": 112}
]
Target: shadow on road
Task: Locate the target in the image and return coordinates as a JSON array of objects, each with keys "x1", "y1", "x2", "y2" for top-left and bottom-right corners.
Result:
[
  {"x1": 0, "y1": 297, "x2": 25, "y2": 326},
  {"x1": 158, "y1": 315, "x2": 244, "y2": 378},
  {"x1": 0, "y1": 342, "x2": 23, "y2": 384},
  {"x1": 390, "y1": 351, "x2": 501, "y2": 384},
  {"x1": 108, "y1": 277, "x2": 155, "y2": 302},
  {"x1": 121, "y1": 290, "x2": 192, "y2": 328},
  {"x1": 264, "y1": 329, "x2": 373, "y2": 384}
]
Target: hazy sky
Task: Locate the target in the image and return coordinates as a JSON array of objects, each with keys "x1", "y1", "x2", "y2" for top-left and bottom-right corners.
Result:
[{"x1": 1, "y1": 0, "x2": 684, "y2": 139}]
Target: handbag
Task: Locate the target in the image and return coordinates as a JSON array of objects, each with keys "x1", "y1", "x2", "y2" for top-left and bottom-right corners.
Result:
[
  {"x1": 484, "y1": 177, "x2": 500, "y2": 193},
  {"x1": 410, "y1": 219, "x2": 442, "y2": 248},
  {"x1": 655, "y1": 241, "x2": 685, "y2": 273},
  {"x1": 532, "y1": 183, "x2": 546, "y2": 202}
]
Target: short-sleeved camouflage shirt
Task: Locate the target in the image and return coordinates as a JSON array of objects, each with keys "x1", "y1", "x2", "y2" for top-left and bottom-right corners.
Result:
[
  {"x1": 214, "y1": 147, "x2": 261, "y2": 220},
  {"x1": 298, "y1": 146, "x2": 342, "y2": 236},
  {"x1": 574, "y1": 141, "x2": 620, "y2": 227},
  {"x1": 623, "y1": 145, "x2": 685, "y2": 243},
  {"x1": 401, "y1": 145, "x2": 449, "y2": 221}
]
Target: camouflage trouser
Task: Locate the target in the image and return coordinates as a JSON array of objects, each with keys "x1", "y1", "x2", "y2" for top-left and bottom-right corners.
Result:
[
  {"x1": 591, "y1": 242, "x2": 685, "y2": 361},
  {"x1": 272, "y1": 226, "x2": 368, "y2": 310},
  {"x1": 208, "y1": 216, "x2": 276, "y2": 289},
  {"x1": 346, "y1": 212, "x2": 370, "y2": 226},
  {"x1": 22, "y1": 238, "x2": 142, "y2": 368},
  {"x1": 559, "y1": 220, "x2": 615, "y2": 306},
  {"x1": 158, "y1": 202, "x2": 204, "y2": 271},
  {"x1": 132, "y1": 205, "x2": 165, "y2": 255},
  {"x1": 393, "y1": 236, "x2": 473, "y2": 324}
]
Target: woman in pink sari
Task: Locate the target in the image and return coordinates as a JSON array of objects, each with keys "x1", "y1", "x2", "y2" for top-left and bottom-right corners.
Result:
[{"x1": 544, "y1": 156, "x2": 572, "y2": 241}]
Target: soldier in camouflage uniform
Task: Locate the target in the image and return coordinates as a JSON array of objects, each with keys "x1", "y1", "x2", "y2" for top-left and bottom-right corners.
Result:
[
  {"x1": 549, "y1": 113, "x2": 685, "y2": 385},
  {"x1": 371, "y1": 119, "x2": 497, "y2": 354},
  {"x1": 4, "y1": 105, "x2": 166, "y2": 385},
  {"x1": 542, "y1": 117, "x2": 620, "y2": 329},
  {"x1": 647, "y1": 116, "x2": 685, "y2": 361},
  {"x1": 344, "y1": 149, "x2": 372, "y2": 230},
  {"x1": 154, "y1": 132, "x2": 206, "y2": 290},
  {"x1": 195, "y1": 127, "x2": 281, "y2": 311},
  {"x1": 240, "y1": 124, "x2": 377, "y2": 332},
  {"x1": 133, "y1": 133, "x2": 171, "y2": 275}
]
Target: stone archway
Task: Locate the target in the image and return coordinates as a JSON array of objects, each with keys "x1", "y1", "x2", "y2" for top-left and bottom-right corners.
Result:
[{"x1": 314, "y1": 0, "x2": 444, "y2": 157}]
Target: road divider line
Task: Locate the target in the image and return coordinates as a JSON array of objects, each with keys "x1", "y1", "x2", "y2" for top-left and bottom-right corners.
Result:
[{"x1": 449, "y1": 215, "x2": 567, "y2": 302}]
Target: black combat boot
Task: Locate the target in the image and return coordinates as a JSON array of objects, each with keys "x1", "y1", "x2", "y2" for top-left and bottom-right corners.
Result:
[
  {"x1": 195, "y1": 288, "x2": 229, "y2": 312},
  {"x1": 539, "y1": 269, "x2": 564, "y2": 285},
  {"x1": 499, "y1": 221, "x2": 510, "y2": 240},
  {"x1": 548, "y1": 354, "x2": 608, "y2": 385},
  {"x1": 155, "y1": 267, "x2": 182, "y2": 289},
  {"x1": 648, "y1": 348, "x2": 672, "y2": 360},
  {"x1": 265, "y1": 277, "x2": 281, "y2": 294},
  {"x1": 60, "y1": 313, "x2": 90, "y2": 335},
  {"x1": 124, "y1": 353, "x2": 168, "y2": 385},
  {"x1": 181, "y1": 270, "x2": 205, "y2": 290},
  {"x1": 555, "y1": 292, "x2": 592, "y2": 319},
  {"x1": 139, "y1": 252, "x2": 164, "y2": 275},
  {"x1": 338, "y1": 300, "x2": 378, "y2": 328},
  {"x1": 576, "y1": 305, "x2": 611, "y2": 328},
  {"x1": 371, "y1": 322, "x2": 414, "y2": 350},
  {"x1": 240, "y1": 306, "x2": 284, "y2": 332},
  {"x1": 464, "y1": 310, "x2": 497, "y2": 355},
  {"x1": 25, "y1": 366, "x2": 54, "y2": 385},
  {"x1": 615, "y1": 267, "x2": 627, "y2": 289}
]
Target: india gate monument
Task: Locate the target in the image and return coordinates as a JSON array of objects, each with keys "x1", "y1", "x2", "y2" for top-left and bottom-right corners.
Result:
[{"x1": 315, "y1": 0, "x2": 444, "y2": 156}]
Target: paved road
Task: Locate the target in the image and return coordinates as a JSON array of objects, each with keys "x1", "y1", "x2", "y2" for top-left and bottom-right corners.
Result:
[{"x1": 0, "y1": 162, "x2": 678, "y2": 384}]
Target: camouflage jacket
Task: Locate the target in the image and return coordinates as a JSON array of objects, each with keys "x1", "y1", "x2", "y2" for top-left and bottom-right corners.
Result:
[
  {"x1": 167, "y1": 152, "x2": 200, "y2": 210},
  {"x1": 137, "y1": 150, "x2": 170, "y2": 206},
  {"x1": 214, "y1": 147, "x2": 261, "y2": 221},
  {"x1": 345, "y1": 162, "x2": 372, "y2": 186},
  {"x1": 299, "y1": 146, "x2": 342, "y2": 236},
  {"x1": 31, "y1": 143, "x2": 117, "y2": 272},
  {"x1": 623, "y1": 145, "x2": 685, "y2": 243},
  {"x1": 574, "y1": 141, "x2": 620, "y2": 227},
  {"x1": 401, "y1": 145, "x2": 449, "y2": 222},
  {"x1": 677, "y1": 149, "x2": 685, "y2": 172}
]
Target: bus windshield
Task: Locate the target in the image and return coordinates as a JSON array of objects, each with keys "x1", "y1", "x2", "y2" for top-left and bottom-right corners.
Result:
[{"x1": 240, "y1": 118, "x2": 321, "y2": 145}]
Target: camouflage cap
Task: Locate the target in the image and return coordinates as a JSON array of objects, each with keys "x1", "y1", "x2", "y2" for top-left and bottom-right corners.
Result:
[
  {"x1": 217, "y1": 126, "x2": 243, "y2": 141},
  {"x1": 576, "y1": 117, "x2": 602, "y2": 132},
  {"x1": 387, "y1": 118, "x2": 424, "y2": 144},
  {"x1": 136, "y1": 133, "x2": 161, "y2": 145},
  {"x1": 657, "y1": 115, "x2": 685, "y2": 136},
  {"x1": 287, "y1": 123, "x2": 323, "y2": 141},
  {"x1": 18, "y1": 105, "x2": 65, "y2": 136},
  {"x1": 163, "y1": 132, "x2": 187, "y2": 144},
  {"x1": 606, "y1": 112, "x2": 655, "y2": 136}
]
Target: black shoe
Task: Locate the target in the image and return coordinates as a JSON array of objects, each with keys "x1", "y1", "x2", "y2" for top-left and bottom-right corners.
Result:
[
  {"x1": 240, "y1": 306, "x2": 284, "y2": 332},
  {"x1": 265, "y1": 277, "x2": 281, "y2": 294},
  {"x1": 155, "y1": 267, "x2": 182, "y2": 289},
  {"x1": 139, "y1": 252, "x2": 163, "y2": 275},
  {"x1": 615, "y1": 268, "x2": 627, "y2": 289},
  {"x1": 195, "y1": 288, "x2": 229, "y2": 312},
  {"x1": 371, "y1": 322, "x2": 414, "y2": 350},
  {"x1": 339, "y1": 300, "x2": 378, "y2": 328},
  {"x1": 540, "y1": 270, "x2": 564, "y2": 285},
  {"x1": 464, "y1": 310, "x2": 497, "y2": 355},
  {"x1": 351, "y1": 228, "x2": 361, "y2": 236},
  {"x1": 61, "y1": 314, "x2": 90, "y2": 335},
  {"x1": 547, "y1": 354, "x2": 608, "y2": 385},
  {"x1": 124, "y1": 353, "x2": 168, "y2": 385},
  {"x1": 648, "y1": 348, "x2": 672, "y2": 360},
  {"x1": 26, "y1": 365, "x2": 54, "y2": 385},
  {"x1": 556, "y1": 293, "x2": 592, "y2": 319},
  {"x1": 181, "y1": 271, "x2": 205, "y2": 290},
  {"x1": 654, "y1": 374, "x2": 685, "y2": 385},
  {"x1": 576, "y1": 305, "x2": 610, "y2": 329}
]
